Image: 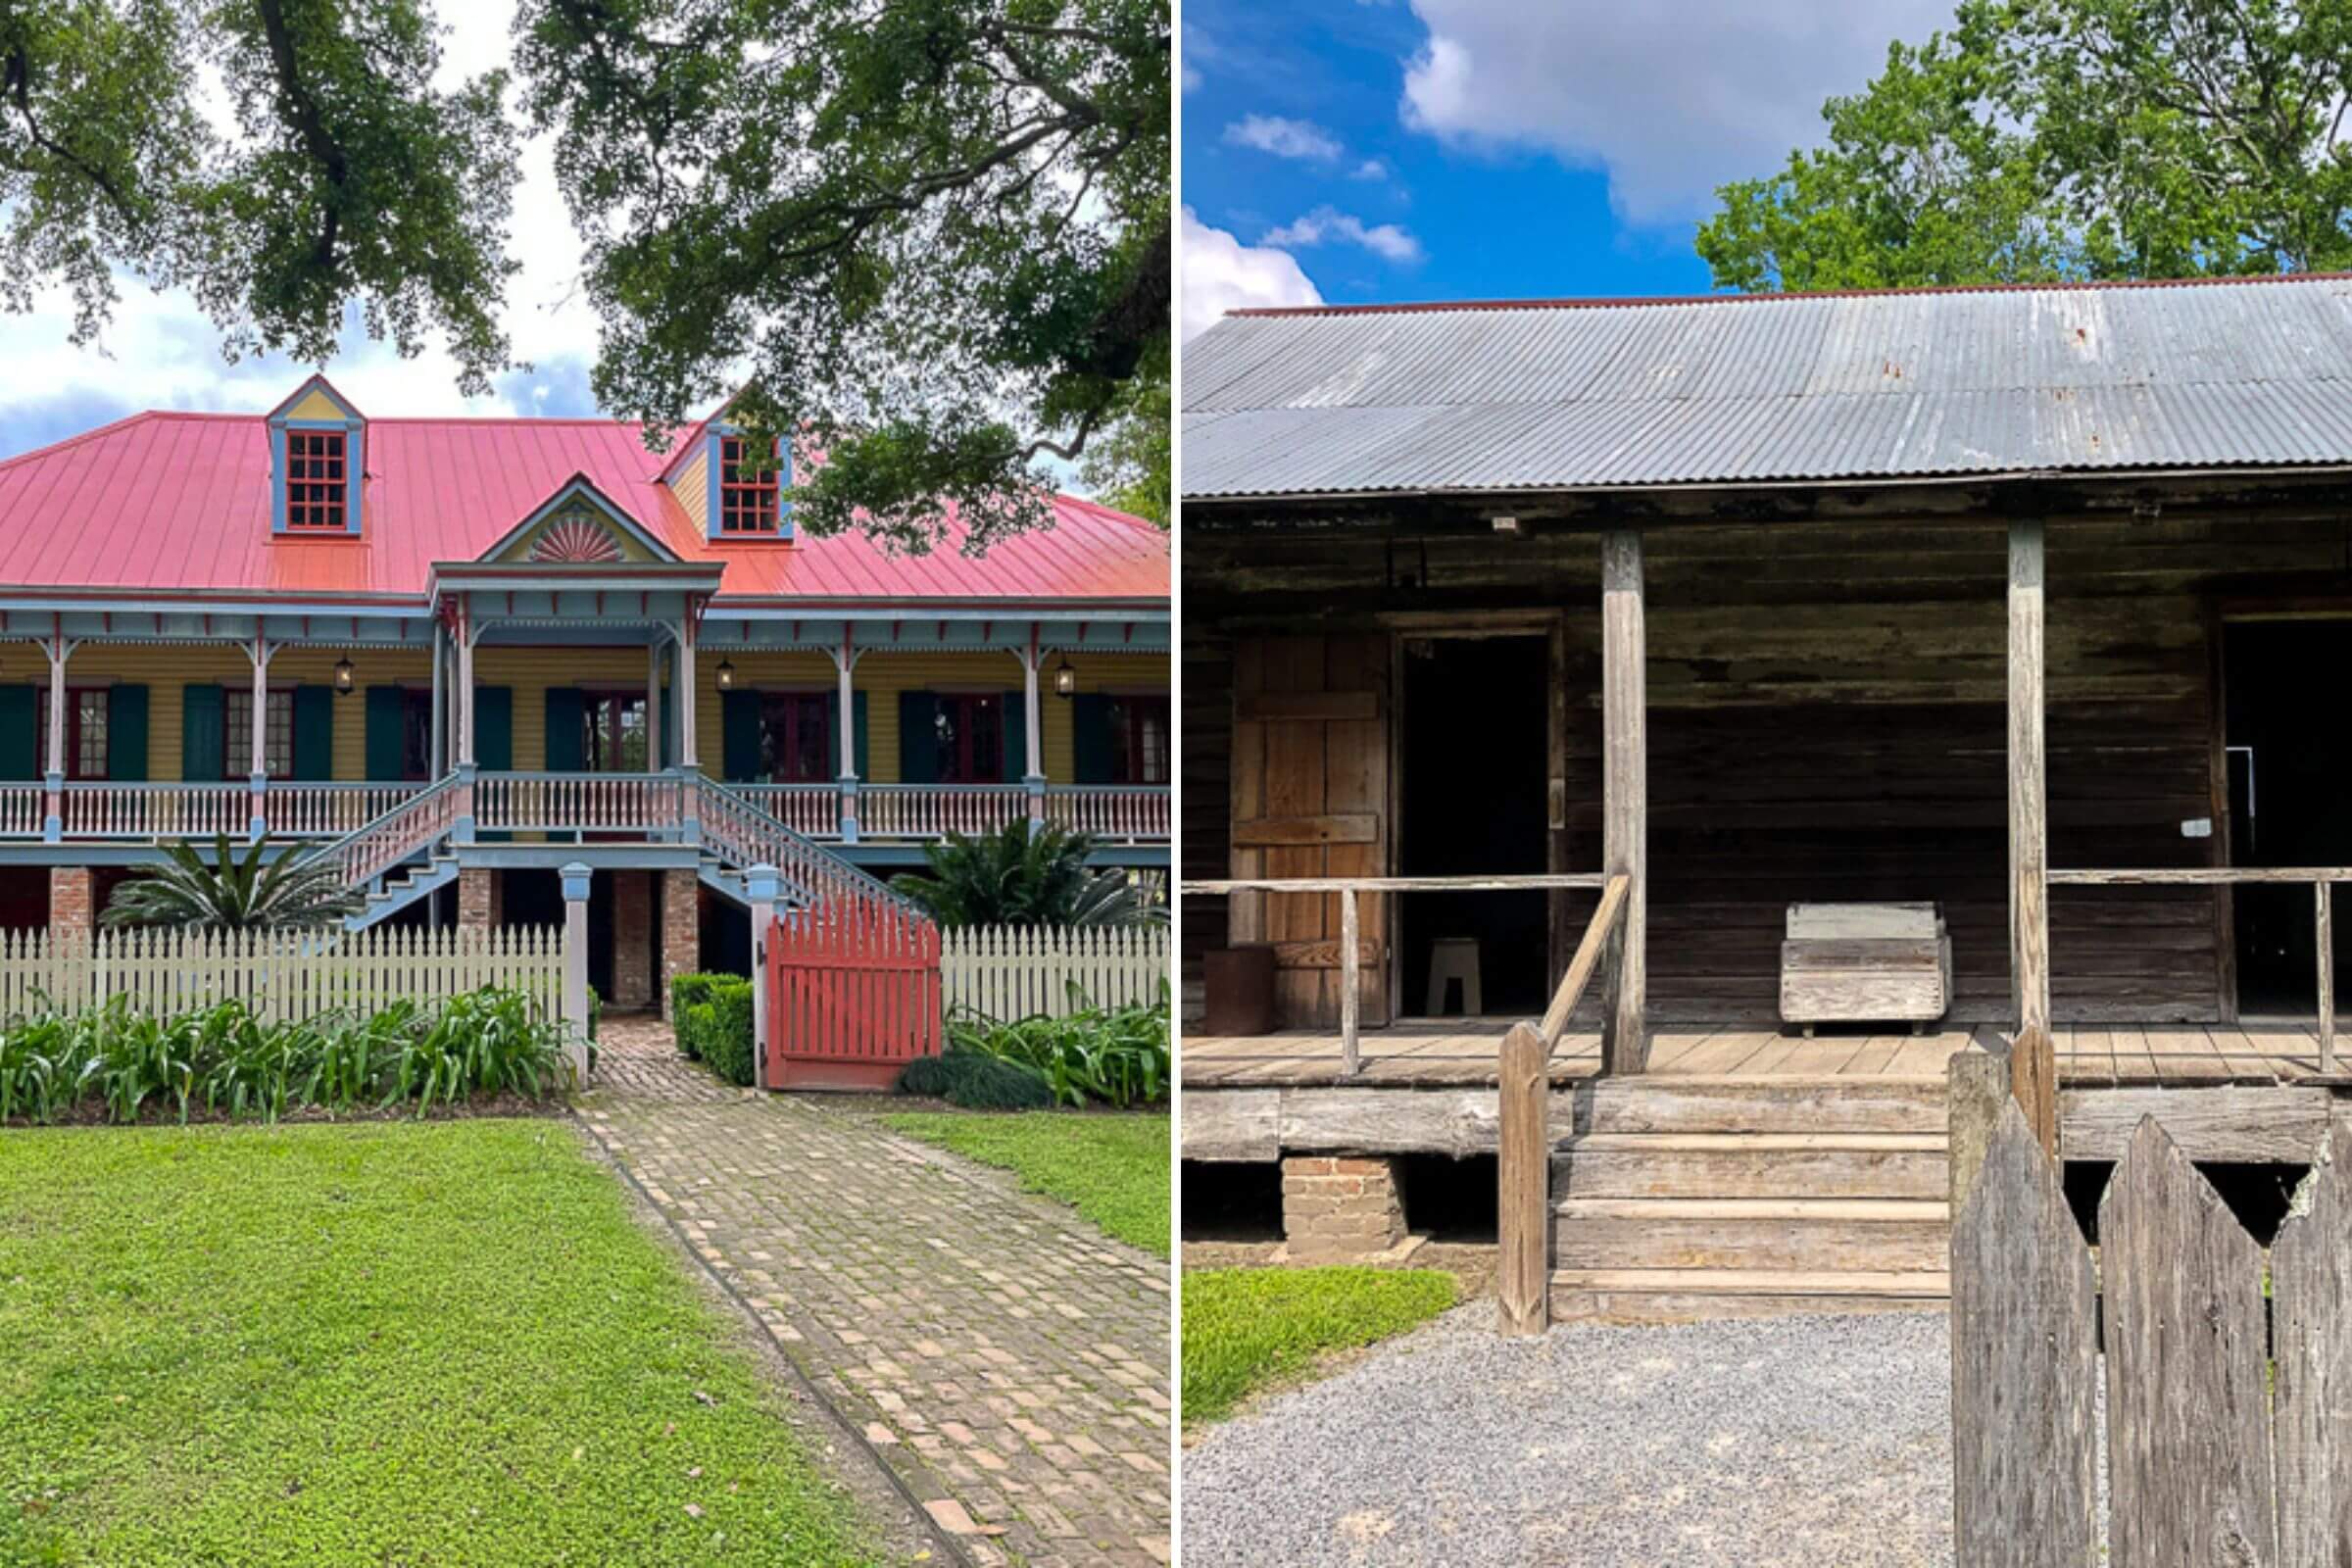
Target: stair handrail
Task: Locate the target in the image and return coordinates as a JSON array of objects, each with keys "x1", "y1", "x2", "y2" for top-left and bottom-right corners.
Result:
[
  {"x1": 1536, "y1": 873, "x2": 1632, "y2": 1054},
  {"x1": 695, "y1": 776, "x2": 924, "y2": 917},
  {"x1": 307, "y1": 771, "x2": 466, "y2": 890}
]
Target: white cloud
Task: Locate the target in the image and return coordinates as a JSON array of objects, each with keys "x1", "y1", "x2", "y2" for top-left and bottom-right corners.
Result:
[
  {"x1": 1183, "y1": 62, "x2": 1201, "y2": 92},
  {"x1": 1223, "y1": 114, "x2": 1345, "y2": 163},
  {"x1": 1351, "y1": 159, "x2": 1390, "y2": 181},
  {"x1": 1260, "y1": 207, "x2": 1423, "y2": 265},
  {"x1": 1398, "y1": 0, "x2": 1955, "y2": 223},
  {"x1": 1181, "y1": 208, "x2": 1323, "y2": 342}
]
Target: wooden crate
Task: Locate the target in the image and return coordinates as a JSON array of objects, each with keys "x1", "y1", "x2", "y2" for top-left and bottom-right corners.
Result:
[{"x1": 1780, "y1": 902, "x2": 1950, "y2": 1030}]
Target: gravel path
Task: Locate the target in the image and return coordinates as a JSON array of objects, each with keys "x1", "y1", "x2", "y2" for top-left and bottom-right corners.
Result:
[{"x1": 1182, "y1": 1304, "x2": 1955, "y2": 1568}]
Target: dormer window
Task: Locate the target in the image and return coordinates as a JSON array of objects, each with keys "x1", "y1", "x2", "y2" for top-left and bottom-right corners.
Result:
[
  {"x1": 718, "y1": 435, "x2": 781, "y2": 535},
  {"x1": 285, "y1": 429, "x2": 349, "y2": 531}
]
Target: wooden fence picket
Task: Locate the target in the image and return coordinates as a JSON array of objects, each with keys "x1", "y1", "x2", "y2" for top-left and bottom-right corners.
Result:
[
  {"x1": 936, "y1": 924, "x2": 1166, "y2": 1019},
  {"x1": 2272, "y1": 1121, "x2": 2352, "y2": 1567}
]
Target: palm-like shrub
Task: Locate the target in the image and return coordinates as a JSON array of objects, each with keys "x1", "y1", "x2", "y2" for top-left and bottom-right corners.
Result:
[
  {"x1": 103, "y1": 835, "x2": 363, "y2": 931},
  {"x1": 896, "y1": 820, "x2": 1161, "y2": 928}
]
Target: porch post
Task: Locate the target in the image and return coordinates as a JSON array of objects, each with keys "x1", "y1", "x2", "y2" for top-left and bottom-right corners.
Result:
[
  {"x1": 2008, "y1": 519, "x2": 2057, "y2": 1153},
  {"x1": 428, "y1": 619, "x2": 447, "y2": 778},
  {"x1": 1023, "y1": 622, "x2": 1046, "y2": 828},
  {"x1": 453, "y1": 600, "x2": 477, "y2": 843},
  {"x1": 1599, "y1": 529, "x2": 1647, "y2": 1073},
  {"x1": 835, "y1": 627, "x2": 860, "y2": 843},
  {"x1": 675, "y1": 610, "x2": 699, "y2": 769},
  {"x1": 745, "y1": 863, "x2": 780, "y2": 1091},
  {"x1": 646, "y1": 637, "x2": 662, "y2": 769},
  {"x1": 40, "y1": 629, "x2": 70, "y2": 843},
  {"x1": 247, "y1": 634, "x2": 272, "y2": 840},
  {"x1": 560, "y1": 860, "x2": 593, "y2": 1083}
]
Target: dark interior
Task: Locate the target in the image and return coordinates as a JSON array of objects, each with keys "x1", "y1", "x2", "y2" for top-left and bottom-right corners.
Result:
[
  {"x1": 501, "y1": 868, "x2": 618, "y2": 1004},
  {"x1": 1397, "y1": 1152, "x2": 1497, "y2": 1243},
  {"x1": 1179, "y1": 1161, "x2": 1284, "y2": 1243},
  {"x1": 1400, "y1": 635, "x2": 1549, "y2": 1017},
  {"x1": 2226, "y1": 621, "x2": 2352, "y2": 1013},
  {"x1": 704, "y1": 895, "x2": 752, "y2": 977}
]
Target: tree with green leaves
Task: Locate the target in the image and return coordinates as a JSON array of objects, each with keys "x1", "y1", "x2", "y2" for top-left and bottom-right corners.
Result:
[
  {"x1": 104, "y1": 835, "x2": 363, "y2": 931},
  {"x1": 1698, "y1": 0, "x2": 2352, "y2": 292},
  {"x1": 1, "y1": 0, "x2": 520, "y2": 388},
  {"x1": 515, "y1": 0, "x2": 1170, "y2": 549}
]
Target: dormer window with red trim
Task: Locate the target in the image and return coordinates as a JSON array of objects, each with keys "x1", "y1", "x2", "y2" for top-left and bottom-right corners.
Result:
[
  {"x1": 285, "y1": 429, "x2": 349, "y2": 531},
  {"x1": 718, "y1": 435, "x2": 782, "y2": 535}
]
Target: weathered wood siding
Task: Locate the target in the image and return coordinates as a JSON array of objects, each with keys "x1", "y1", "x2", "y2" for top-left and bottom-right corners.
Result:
[
  {"x1": 1182, "y1": 634, "x2": 1233, "y2": 1004},
  {"x1": 1186, "y1": 500, "x2": 2352, "y2": 1024}
]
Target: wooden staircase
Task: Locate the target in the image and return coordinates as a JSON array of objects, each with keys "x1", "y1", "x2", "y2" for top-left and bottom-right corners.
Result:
[{"x1": 1548, "y1": 1077, "x2": 1952, "y2": 1322}]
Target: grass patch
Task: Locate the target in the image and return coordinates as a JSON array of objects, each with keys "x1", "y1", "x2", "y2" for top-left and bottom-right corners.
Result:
[
  {"x1": 0, "y1": 1121, "x2": 877, "y2": 1567},
  {"x1": 881, "y1": 1111, "x2": 1170, "y2": 1257},
  {"x1": 1182, "y1": 1267, "x2": 1457, "y2": 1425}
]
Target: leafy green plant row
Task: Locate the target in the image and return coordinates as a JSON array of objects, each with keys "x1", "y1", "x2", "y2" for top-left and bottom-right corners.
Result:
[
  {"x1": 669, "y1": 973, "x2": 757, "y2": 1087},
  {"x1": 930, "y1": 984, "x2": 1171, "y2": 1108},
  {"x1": 0, "y1": 987, "x2": 570, "y2": 1125}
]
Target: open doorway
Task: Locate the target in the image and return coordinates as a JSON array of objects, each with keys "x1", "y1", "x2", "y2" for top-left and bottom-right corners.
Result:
[
  {"x1": 1398, "y1": 634, "x2": 1549, "y2": 1017},
  {"x1": 2225, "y1": 620, "x2": 2352, "y2": 1013}
]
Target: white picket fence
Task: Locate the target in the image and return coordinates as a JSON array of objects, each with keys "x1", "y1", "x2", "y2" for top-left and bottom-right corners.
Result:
[
  {"x1": 939, "y1": 924, "x2": 1169, "y2": 1020},
  {"x1": 0, "y1": 925, "x2": 566, "y2": 1024}
]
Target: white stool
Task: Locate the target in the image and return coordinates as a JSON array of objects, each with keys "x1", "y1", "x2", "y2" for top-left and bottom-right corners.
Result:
[{"x1": 1425, "y1": 937, "x2": 1483, "y2": 1016}]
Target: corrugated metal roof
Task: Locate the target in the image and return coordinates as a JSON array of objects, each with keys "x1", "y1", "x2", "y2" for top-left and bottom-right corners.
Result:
[
  {"x1": 1181, "y1": 273, "x2": 2352, "y2": 499},
  {"x1": 0, "y1": 413, "x2": 1167, "y2": 604}
]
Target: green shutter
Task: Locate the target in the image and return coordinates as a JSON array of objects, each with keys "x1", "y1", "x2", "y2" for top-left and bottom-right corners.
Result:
[
  {"x1": 854, "y1": 691, "x2": 870, "y2": 777},
  {"x1": 1002, "y1": 691, "x2": 1027, "y2": 782},
  {"x1": 1072, "y1": 693, "x2": 1117, "y2": 785},
  {"x1": 475, "y1": 687, "x2": 514, "y2": 771},
  {"x1": 898, "y1": 692, "x2": 937, "y2": 783},
  {"x1": 291, "y1": 686, "x2": 333, "y2": 780},
  {"x1": 542, "y1": 688, "x2": 583, "y2": 772},
  {"x1": 181, "y1": 684, "x2": 225, "y2": 781},
  {"x1": 364, "y1": 687, "x2": 405, "y2": 780},
  {"x1": 722, "y1": 689, "x2": 761, "y2": 781},
  {"x1": 0, "y1": 687, "x2": 36, "y2": 780},
  {"x1": 108, "y1": 684, "x2": 149, "y2": 782}
]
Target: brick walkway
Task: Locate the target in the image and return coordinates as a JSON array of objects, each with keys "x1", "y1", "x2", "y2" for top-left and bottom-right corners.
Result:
[{"x1": 574, "y1": 1017, "x2": 1172, "y2": 1568}]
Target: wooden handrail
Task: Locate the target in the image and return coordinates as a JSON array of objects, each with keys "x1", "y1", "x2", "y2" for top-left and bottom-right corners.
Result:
[
  {"x1": 1537, "y1": 874, "x2": 1631, "y2": 1050},
  {"x1": 1187, "y1": 873, "x2": 1608, "y2": 894}
]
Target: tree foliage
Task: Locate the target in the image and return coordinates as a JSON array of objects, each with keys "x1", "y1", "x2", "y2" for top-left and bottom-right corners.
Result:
[
  {"x1": 515, "y1": 0, "x2": 1170, "y2": 550},
  {"x1": 1699, "y1": 0, "x2": 2352, "y2": 291},
  {"x1": 103, "y1": 835, "x2": 364, "y2": 931},
  {"x1": 0, "y1": 0, "x2": 520, "y2": 388}
]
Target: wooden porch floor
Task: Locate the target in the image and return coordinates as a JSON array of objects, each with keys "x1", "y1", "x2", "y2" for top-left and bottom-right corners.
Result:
[{"x1": 1180, "y1": 1017, "x2": 2344, "y2": 1088}]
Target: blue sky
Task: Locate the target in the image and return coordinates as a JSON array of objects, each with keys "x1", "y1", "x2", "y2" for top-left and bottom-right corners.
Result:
[{"x1": 1180, "y1": 0, "x2": 1955, "y2": 338}]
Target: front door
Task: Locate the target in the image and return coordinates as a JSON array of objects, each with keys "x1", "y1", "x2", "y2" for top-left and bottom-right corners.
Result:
[{"x1": 581, "y1": 691, "x2": 651, "y2": 773}]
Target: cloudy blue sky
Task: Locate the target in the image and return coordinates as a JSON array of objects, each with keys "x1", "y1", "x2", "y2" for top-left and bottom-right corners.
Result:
[{"x1": 1181, "y1": 0, "x2": 1955, "y2": 340}]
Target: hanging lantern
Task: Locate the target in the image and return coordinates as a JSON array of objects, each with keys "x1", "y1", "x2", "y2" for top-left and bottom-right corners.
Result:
[
  {"x1": 332, "y1": 656, "x2": 356, "y2": 696},
  {"x1": 715, "y1": 657, "x2": 737, "y2": 692},
  {"x1": 1052, "y1": 653, "x2": 1078, "y2": 699}
]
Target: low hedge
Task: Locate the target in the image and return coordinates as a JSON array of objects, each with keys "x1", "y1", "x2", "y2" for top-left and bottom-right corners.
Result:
[
  {"x1": 896, "y1": 1047, "x2": 1054, "y2": 1109},
  {"x1": 674, "y1": 974, "x2": 757, "y2": 1087}
]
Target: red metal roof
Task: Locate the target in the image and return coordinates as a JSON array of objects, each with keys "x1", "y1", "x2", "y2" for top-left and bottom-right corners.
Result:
[{"x1": 0, "y1": 412, "x2": 1168, "y2": 605}]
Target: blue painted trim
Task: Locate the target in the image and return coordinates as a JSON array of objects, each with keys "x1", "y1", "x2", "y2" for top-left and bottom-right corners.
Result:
[
  {"x1": 559, "y1": 860, "x2": 593, "y2": 901},
  {"x1": 457, "y1": 843, "x2": 706, "y2": 870},
  {"x1": 704, "y1": 425, "x2": 794, "y2": 542}
]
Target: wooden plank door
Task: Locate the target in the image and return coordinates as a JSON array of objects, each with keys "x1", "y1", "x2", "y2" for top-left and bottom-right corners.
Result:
[{"x1": 1230, "y1": 634, "x2": 1391, "y2": 1028}]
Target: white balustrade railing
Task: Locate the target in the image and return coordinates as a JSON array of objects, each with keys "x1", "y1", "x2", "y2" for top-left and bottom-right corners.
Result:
[
  {"x1": 1045, "y1": 785, "x2": 1170, "y2": 842},
  {"x1": 694, "y1": 777, "x2": 915, "y2": 915},
  {"x1": 268, "y1": 783, "x2": 422, "y2": 838},
  {"x1": 61, "y1": 783, "x2": 250, "y2": 840},
  {"x1": 322, "y1": 774, "x2": 466, "y2": 890},
  {"x1": 0, "y1": 785, "x2": 42, "y2": 837},
  {"x1": 858, "y1": 783, "x2": 1031, "y2": 840},
  {"x1": 473, "y1": 772, "x2": 686, "y2": 835},
  {"x1": 733, "y1": 784, "x2": 842, "y2": 838}
]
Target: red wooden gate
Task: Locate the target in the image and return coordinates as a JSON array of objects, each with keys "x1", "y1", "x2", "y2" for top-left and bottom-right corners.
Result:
[{"x1": 764, "y1": 890, "x2": 942, "y2": 1089}]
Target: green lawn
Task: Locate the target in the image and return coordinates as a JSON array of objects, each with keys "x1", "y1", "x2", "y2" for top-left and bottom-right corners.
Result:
[
  {"x1": 880, "y1": 1110, "x2": 1170, "y2": 1257},
  {"x1": 0, "y1": 1121, "x2": 878, "y2": 1568},
  {"x1": 1182, "y1": 1267, "x2": 1458, "y2": 1425}
]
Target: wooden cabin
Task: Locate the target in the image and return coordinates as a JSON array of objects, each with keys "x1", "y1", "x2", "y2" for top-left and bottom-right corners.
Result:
[{"x1": 1179, "y1": 273, "x2": 2352, "y2": 1320}]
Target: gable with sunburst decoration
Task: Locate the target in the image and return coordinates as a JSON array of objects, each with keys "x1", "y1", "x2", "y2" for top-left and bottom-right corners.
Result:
[{"x1": 528, "y1": 509, "x2": 626, "y2": 564}]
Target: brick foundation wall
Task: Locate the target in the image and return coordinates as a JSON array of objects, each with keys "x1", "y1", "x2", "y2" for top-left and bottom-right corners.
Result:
[
  {"x1": 612, "y1": 869, "x2": 653, "y2": 1009},
  {"x1": 49, "y1": 866, "x2": 93, "y2": 937},
  {"x1": 660, "y1": 869, "x2": 699, "y2": 1019},
  {"x1": 1281, "y1": 1155, "x2": 1408, "y2": 1262},
  {"x1": 458, "y1": 867, "x2": 499, "y2": 932}
]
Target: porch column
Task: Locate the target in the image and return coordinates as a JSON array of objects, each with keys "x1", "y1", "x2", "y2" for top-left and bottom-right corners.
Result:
[
  {"x1": 453, "y1": 601, "x2": 477, "y2": 843},
  {"x1": 675, "y1": 612, "x2": 699, "y2": 769},
  {"x1": 1600, "y1": 530, "x2": 1647, "y2": 1073},
  {"x1": 646, "y1": 638, "x2": 663, "y2": 769},
  {"x1": 560, "y1": 861, "x2": 592, "y2": 1083},
  {"x1": 428, "y1": 619, "x2": 447, "y2": 778},
  {"x1": 39, "y1": 629, "x2": 71, "y2": 844},
  {"x1": 835, "y1": 628, "x2": 860, "y2": 843},
  {"x1": 246, "y1": 635, "x2": 274, "y2": 839},
  {"x1": 2008, "y1": 519, "x2": 2057, "y2": 1152},
  {"x1": 745, "y1": 863, "x2": 780, "y2": 1091},
  {"x1": 1022, "y1": 622, "x2": 1046, "y2": 827}
]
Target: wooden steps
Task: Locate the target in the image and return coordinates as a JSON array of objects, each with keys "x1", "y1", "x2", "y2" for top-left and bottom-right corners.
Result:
[{"x1": 1549, "y1": 1075, "x2": 1953, "y2": 1323}]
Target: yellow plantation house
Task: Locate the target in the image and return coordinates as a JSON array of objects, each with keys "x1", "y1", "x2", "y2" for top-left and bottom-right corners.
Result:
[{"x1": 0, "y1": 375, "x2": 1169, "y2": 1013}]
